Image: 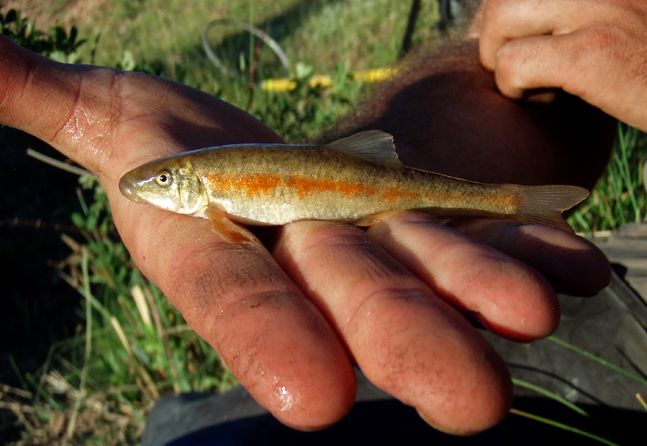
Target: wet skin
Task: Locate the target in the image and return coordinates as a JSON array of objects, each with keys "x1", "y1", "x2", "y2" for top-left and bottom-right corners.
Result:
[{"x1": 0, "y1": 36, "x2": 610, "y2": 434}]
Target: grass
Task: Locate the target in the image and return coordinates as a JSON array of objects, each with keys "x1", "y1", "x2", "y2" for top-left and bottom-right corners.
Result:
[
  {"x1": 78, "y1": 0, "x2": 440, "y2": 83},
  {"x1": 1, "y1": 1, "x2": 646, "y2": 444},
  {"x1": 570, "y1": 123, "x2": 647, "y2": 232}
]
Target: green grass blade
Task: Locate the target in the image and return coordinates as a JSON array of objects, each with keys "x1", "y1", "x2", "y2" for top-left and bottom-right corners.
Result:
[
  {"x1": 616, "y1": 125, "x2": 641, "y2": 221},
  {"x1": 548, "y1": 336, "x2": 647, "y2": 386},
  {"x1": 509, "y1": 408, "x2": 619, "y2": 446},
  {"x1": 65, "y1": 247, "x2": 93, "y2": 440},
  {"x1": 512, "y1": 378, "x2": 589, "y2": 416}
]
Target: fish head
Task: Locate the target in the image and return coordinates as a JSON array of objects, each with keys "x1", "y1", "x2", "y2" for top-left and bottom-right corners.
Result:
[{"x1": 119, "y1": 156, "x2": 208, "y2": 216}]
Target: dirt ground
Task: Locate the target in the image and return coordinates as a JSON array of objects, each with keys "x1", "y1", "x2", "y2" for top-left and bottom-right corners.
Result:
[{"x1": 1, "y1": 0, "x2": 105, "y2": 29}]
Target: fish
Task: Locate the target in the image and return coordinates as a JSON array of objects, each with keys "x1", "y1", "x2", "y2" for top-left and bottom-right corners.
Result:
[{"x1": 118, "y1": 130, "x2": 588, "y2": 241}]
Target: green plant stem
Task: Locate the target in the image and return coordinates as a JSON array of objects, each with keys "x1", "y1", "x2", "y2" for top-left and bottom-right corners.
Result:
[
  {"x1": 64, "y1": 247, "x2": 93, "y2": 441},
  {"x1": 616, "y1": 125, "x2": 641, "y2": 222},
  {"x1": 26, "y1": 148, "x2": 91, "y2": 176},
  {"x1": 512, "y1": 378, "x2": 588, "y2": 416},
  {"x1": 509, "y1": 408, "x2": 619, "y2": 446},
  {"x1": 548, "y1": 336, "x2": 647, "y2": 387}
]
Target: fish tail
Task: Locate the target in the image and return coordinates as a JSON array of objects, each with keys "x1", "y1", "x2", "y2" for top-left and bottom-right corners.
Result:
[{"x1": 515, "y1": 185, "x2": 589, "y2": 230}]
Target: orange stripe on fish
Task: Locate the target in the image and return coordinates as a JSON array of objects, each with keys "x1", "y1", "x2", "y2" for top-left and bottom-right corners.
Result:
[
  {"x1": 380, "y1": 187, "x2": 419, "y2": 203},
  {"x1": 205, "y1": 173, "x2": 379, "y2": 198},
  {"x1": 205, "y1": 173, "x2": 282, "y2": 196},
  {"x1": 285, "y1": 176, "x2": 377, "y2": 198}
]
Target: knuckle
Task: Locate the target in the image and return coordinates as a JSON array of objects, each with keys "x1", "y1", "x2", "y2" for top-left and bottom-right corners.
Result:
[
  {"x1": 299, "y1": 224, "x2": 409, "y2": 279},
  {"x1": 342, "y1": 287, "x2": 432, "y2": 384},
  {"x1": 481, "y1": 0, "x2": 507, "y2": 37},
  {"x1": 51, "y1": 67, "x2": 125, "y2": 177},
  {"x1": 579, "y1": 25, "x2": 622, "y2": 53},
  {"x1": 166, "y1": 240, "x2": 281, "y2": 309},
  {"x1": 479, "y1": 0, "x2": 507, "y2": 47},
  {"x1": 493, "y1": 44, "x2": 524, "y2": 93},
  {"x1": 302, "y1": 225, "x2": 373, "y2": 256},
  {"x1": 494, "y1": 43, "x2": 516, "y2": 73},
  {"x1": 562, "y1": 25, "x2": 623, "y2": 95},
  {"x1": 484, "y1": 0, "x2": 534, "y2": 29},
  {"x1": 344, "y1": 286, "x2": 429, "y2": 332}
]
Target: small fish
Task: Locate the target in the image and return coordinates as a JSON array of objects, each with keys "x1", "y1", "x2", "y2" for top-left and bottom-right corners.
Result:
[{"x1": 119, "y1": 131, "x2": 588, "y2": 241}]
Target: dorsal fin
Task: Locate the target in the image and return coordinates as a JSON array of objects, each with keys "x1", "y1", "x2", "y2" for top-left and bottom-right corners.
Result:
[{"x1": 326, "y1": 130, "x2": 402, "y2": 167}]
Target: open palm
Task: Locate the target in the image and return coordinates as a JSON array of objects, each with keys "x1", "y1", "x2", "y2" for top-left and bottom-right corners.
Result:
[{"x1": 0, "y1": 36, "x2": 610, "y2": 434}]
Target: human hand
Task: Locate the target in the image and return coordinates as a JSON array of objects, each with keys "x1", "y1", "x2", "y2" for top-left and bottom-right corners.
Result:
[
  {"x1": 475, "y1": 0, "x2": 647, "y2": 132},
  {"x1": 0, "y1": 36, "x2": 610, "y2": 434}
]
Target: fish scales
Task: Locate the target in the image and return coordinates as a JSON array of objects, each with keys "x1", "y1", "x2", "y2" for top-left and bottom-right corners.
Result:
[
  {"x1": 186, "y1": 145, "x2": 519, "y2": 225},
  {"x1": 118, "y1": 130, "x2": 589, "y2": 232}
]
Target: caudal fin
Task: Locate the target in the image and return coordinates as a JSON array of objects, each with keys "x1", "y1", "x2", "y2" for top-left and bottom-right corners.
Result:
[{"x1": 516, "y1": 185, "x2": 589, "y2": 230}]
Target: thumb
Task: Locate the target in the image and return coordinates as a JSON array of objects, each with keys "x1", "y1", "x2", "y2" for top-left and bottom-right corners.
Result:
[
  {"x1": 0, "y1": 36, "x2": 129, "y2": 176},
  {"x1": 0, "y1": 36, "x2": 284, "y2": 178},
  {"x1": 1, "y1": 36, "x2": 86, "y2": 149}
]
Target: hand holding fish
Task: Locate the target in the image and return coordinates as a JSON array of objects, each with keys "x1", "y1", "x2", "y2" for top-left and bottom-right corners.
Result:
[
  {"x1": 475, "y1": 0, "x2": 647, "y2": 132},
  {"x1": 0, "y1": 36, "x2": 610, "y2": 435}
]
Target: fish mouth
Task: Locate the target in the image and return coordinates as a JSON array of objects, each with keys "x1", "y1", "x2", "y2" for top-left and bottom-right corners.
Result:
[{"x1": 119, "y1": 173, "x2": 147, "y2": 204}]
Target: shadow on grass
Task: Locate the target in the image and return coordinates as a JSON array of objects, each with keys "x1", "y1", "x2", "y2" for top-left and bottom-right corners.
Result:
[
  {"x1": 217, "y1": 0, "x2": 346, "y2": 50},
  {"x1": 150, "y1": 0, "x2": 347, "y2": 84},
  {"x1": 0, "y1": 128, "x2": 83, "y2": 384}
]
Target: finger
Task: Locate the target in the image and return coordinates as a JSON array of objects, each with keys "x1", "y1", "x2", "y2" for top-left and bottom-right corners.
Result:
[
  {"x1": 273, "y1": 221, "x2": 512, "y2": 435},
  {"x1": 447, "y1": 219, "x2": 611, "y2": 296},
  {"x1": 1, "y1": 36, "x2": 353, "y2": 429},
  {"x1": 480, "y1": 0, "x2": 559, "y2": 69},
  {"x1": 368, "y1": 212, "x2": 559, "y2": 341},
  {"x1": 492, "y1": 31, "x2": 595, "y2": 100},
  {"x1": 0, "y1": 36, "x2": 281, "y2": 177},
  {"x1": 493, "y1": 27, "x2": 647, "y2": 131},
  {"x1": 465, "y1": 0, "x2": 487, "y2": 39},
  {"x1": 0, "y1": 36, "x2": 85, "y2": 147},
  {"x1": 108, "y1": 191, "x2": 356, "y2": 430},
  {"x1": 479, "y1": 0, "x2": 622, "y2": 70}
]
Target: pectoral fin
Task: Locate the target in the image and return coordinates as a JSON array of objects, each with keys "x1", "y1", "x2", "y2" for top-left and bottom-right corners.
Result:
[{"x1": 206, "y1": 207, "x2": 258, "y2": 244}]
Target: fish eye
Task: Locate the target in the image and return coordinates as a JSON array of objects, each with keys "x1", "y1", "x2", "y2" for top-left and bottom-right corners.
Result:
[{"x1": 155, "y1": 170, "x2": 172, "y2": 187}]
